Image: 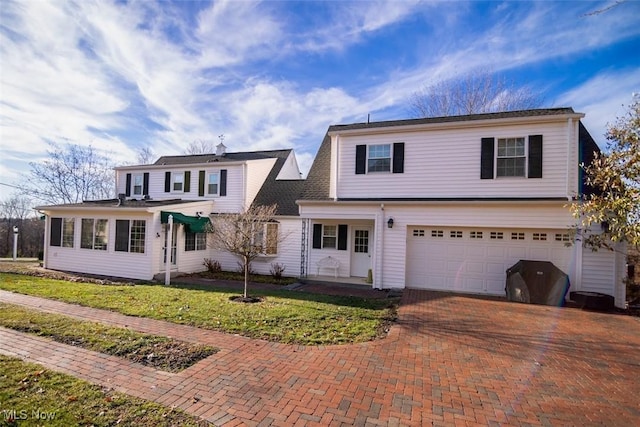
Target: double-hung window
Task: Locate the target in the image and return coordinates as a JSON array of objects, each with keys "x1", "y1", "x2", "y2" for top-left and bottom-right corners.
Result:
[
  {"x1": 173, "y1": 173, "x2": 184, "y2": 192},
  {"x1": 81, "y1": 218, "x2": 108, "y2": 250},
  {"x1": 367, "y1": 144, "x2": 391, "y2": 173},
  {"x1": 207, "y1": 172, "x2": 219, "y2": 195},
  {"x1": 322, "y1": 225, "x2": 337, "y2": 249},
  {"x1": 496, "y1": 138, "x2": 526, "y2": 177},
  {"x1": 115, "y1": 219, "x2": 146, "y2": 253},
  {"x1": 185, "y1": 232, "x2": 207, "y2": 251},
  {"x1": 133, "y1": 175, "x2": 143, "y2": 195}
]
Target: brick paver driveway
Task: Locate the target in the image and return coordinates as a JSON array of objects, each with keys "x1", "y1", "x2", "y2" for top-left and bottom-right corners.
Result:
[{"x1": 1, "y1": 288, "x2": 639, "y2": 426}]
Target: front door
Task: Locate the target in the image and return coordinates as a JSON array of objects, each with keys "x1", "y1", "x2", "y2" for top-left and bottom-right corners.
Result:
[{"x1": 351, "y1": 228, "x2": 371, "y2": 277}]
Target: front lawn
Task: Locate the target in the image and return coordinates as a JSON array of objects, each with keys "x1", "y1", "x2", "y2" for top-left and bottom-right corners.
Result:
[
  {"x1": 0, "y1": 303, "x2": 216, "y2": 372},
  {"x1": 0, "y1": 356, "x2": 210, "y2": 427},
  {"x1": 0, "y1": 273, "x2": 397, "y2": 345}
]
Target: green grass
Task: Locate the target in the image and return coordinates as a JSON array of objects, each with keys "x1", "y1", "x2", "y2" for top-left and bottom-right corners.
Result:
[
  {"x1": 0, "y1": 356, "x2": 210, "y2": 427},
  {"x1": 0, "y1": 273, "x2": 397, "y2": 345},
  {"x1": 0, "y1": 303, "x2": 217, "y2": 372}
]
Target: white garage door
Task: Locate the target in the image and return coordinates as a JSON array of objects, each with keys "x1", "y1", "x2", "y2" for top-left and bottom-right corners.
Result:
[{"x1": 405, "y1": 227, "x2": 574, "y2": 295}]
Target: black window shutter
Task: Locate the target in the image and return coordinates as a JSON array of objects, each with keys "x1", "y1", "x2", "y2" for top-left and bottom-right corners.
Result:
[
  {"x1": 337, "y1": 224, "x2": 348, "y2": 250},
  {"x1": 164, "y1": 172, "x2": 171, "y2": 193},
  {"x1": 115, "y1": 220, "x2": 129, "y2": 252},
  {"x1": 50, "y1": 217, "x2": 62, "y2": 247},
  {"x1": 125, "y1": 173, "x2": 132, "y2": 197},
  {"x1": 355, "y1": 145, "x2": 366, "y2": 174},
  {"x1": 198, "y1": 170, "x2": 205, "y2": 197},
  {"x1": 528, "y1": 135, "x2": 543, "y2": 178},
  {"x1": 480, "y1": 137, "x2": 495, "y2": 179},
  {"x1": 143, "y1": 173, "x2": 149, "y2": 195},
  {"x1": 312, "y1": 224, "x2": 322, "y2": 249},
  {"x1": 392, "y1": 142, "x2": 405, "y2": 173},
  {"x1": 184, "y1": 171, "x2": 191, "y2": 192},
  {"x1": 220, "y1": 169, "x2": 227, "y2": 196}
]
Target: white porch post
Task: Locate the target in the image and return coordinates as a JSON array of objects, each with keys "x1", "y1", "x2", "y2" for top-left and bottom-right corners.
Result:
[{"x1": 164, "y1": 215, "x2": 173, "y2": 285}]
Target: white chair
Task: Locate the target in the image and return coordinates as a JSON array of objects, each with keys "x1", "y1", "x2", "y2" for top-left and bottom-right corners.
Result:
[{"x1": 316, "y1": 256, "x2": 340, "y2": 278}]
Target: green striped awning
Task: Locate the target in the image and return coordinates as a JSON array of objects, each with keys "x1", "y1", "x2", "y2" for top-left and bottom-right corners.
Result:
[{"x1": 160, "y1": 211, "x2": 210, "y2": 233}]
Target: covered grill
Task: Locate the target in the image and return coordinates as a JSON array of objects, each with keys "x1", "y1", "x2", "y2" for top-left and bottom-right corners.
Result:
[{"x1": 505, "y1": 260, "x2": 570, "y2": 306}]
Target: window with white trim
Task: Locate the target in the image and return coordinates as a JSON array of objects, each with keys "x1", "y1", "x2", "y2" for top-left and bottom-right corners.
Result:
[
  {"x1": 322, "y1": 225, "x2": 337, "y2": 249},
  {"x1": 207, "y1": 172, "x2": 219, "y2": 195},
  {"x1": 367, "y1": 144, "x2": 391, "y2": 173},
  {"x1": 115, "y1": 219, "x2": 146, "y2": 253},
  {"x1": 133, "y1": 174, "x2": 143, "y2": 196},
  {"x1": 253, "y1": 223, "x2": 279, "y2": 255},
  {"x1": 173, "y1": 172, "x2": 184, "y2": 192},
  {"x1": 450, "y1": 230, "x2": 463, "y2": 238},
  {"x1": 50, "y1": 217, "x2": 75, "y2": 247},
  {"x1": 511, "y1": 232, "x2": 525, "y2": 240},
  {"x1": 490, "y1": 231, "x2": 504, "y2": 240},
  {"x1": 412, "y1": 229, "x2": 425, "y2": 237},
  {"x1": 431, "y1": 230, "x2": 443, "y2": 238},
  {"x1": 497, "y1": 137, "x2": 526, "y2": 177},
  {"x1": 185, "y1": 232, "x2": 207, "y2": 251},
  {"x1": 555, "y1": 233, "x2": 571, "y2": 242},
  {"x1": 470, "y1": 231, "x2": 483, "y2": 239},
  {"x1": 533, "y1": 233, "x2": 547, "y2": 241},
  {"x1": 81, "y1": 218, "x2": 108, "y2": 250}
]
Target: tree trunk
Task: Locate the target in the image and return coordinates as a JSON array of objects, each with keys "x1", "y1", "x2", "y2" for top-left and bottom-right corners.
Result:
[{"x1": 243, "y1": 256, "x2": 249, "y2": 298}]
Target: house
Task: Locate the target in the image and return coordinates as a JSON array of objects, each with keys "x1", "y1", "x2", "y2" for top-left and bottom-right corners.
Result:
[
  {"x1": 36, "y1": 145, "x2": 305, "y2": 281},
  {"x1": 297, "y1": 108, "x2": 626, "y2": 307}
]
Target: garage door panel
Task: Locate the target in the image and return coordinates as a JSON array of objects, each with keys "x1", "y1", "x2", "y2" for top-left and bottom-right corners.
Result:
[{"x1": 406, "y1": 227, "x2": 574, "y2": 296}]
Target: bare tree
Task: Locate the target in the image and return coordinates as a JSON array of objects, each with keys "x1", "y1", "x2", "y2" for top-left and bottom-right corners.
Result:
[
  {"x1": 184, "y1": 139, "x2": 216, "y2": 155},
  {"x1": 21, "y1": 142, "x2": 114, "y2": 205},
  {"x1": 207, "y1": 204, "x2": 289, "y2": 299},
  {"x1": 0, "y1": 193, "x2": 43, "y2": 258},
  {"x1": 136, "y1": 146, "x2": 155, "y2": 164},
  {"x1": 408, "y1": 69, "x2": 544, "y2": 118}
]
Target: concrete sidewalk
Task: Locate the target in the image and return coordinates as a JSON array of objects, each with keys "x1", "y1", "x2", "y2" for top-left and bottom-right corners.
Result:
[{"x1": 1, "y1": 289, "x2": 639, "y2": 426}]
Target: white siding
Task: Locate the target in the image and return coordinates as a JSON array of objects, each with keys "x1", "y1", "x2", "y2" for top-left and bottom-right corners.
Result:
[
  {"x1": 115, "y1": 165, "x2": 246, "y2": 212},
  {"x1": 276, "y1": 152, "x2": 303, "y2": 180},
  {"x1": 245, "y1": 158, "x2": 277, "y2": 207},
  {"x1": 45, "y1": 211, "x2": 155, "y2": 280},
  {"x1": 581, "y1": 244, "x2": 626, "y2": 308},
  {"x1": 336, "y1": 120, "x2": 575, "y2": 199},
  {"x1": 208, "y1": 218, "x2": 302, "y2": 278}
]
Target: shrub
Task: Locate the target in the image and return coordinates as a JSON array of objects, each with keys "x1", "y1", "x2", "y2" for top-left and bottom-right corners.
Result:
[
  {"x1": 203, "y1": 258, "x2": 221, "y2": 274},
  {"x1": 270, "y1": 263, "x2": 286, "y2": 281}
]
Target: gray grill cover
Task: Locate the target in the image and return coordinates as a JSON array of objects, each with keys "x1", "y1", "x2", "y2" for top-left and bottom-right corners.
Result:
[{"x1": 505, "y1": 260, "x2": 570, "y2": 306}]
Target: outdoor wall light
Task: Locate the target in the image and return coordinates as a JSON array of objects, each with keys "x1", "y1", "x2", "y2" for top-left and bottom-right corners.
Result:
[
  {"x1": 387, "y1": 218, "x2": 394, "y2": 229},
  {"x1": 13, "y1": 226, "x2": 18, "y2": 234}
]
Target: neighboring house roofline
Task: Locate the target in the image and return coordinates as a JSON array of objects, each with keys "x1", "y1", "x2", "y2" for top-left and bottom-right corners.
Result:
[
  {"x1": 328, "y1": 108, "x2": 584, "y2": 136},
  {"x1": 115, "y1": 149, "x2": 293, "y2": 171}
]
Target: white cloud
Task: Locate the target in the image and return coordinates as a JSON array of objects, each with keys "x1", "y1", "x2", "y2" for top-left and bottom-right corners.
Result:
[{"x1": 558, "y1": 69, "x2": 640, "y2": 147}]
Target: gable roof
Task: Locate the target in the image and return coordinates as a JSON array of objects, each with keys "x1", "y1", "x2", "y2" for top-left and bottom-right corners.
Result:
[
  {"x1": 251, "y1": 150, "x2": 305, "y2": 216},
  {"x1": 299, "y1": 133, "x2": 331, "y2": 201}
]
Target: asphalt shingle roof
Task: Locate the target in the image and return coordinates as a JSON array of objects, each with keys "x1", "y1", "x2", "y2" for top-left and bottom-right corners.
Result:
[
  {"x1": 153, "y1": 149, "x2": 293, "y2": 166},
  {"x1": 251, "y1": 150, "x2": 305, "y2": 216}
]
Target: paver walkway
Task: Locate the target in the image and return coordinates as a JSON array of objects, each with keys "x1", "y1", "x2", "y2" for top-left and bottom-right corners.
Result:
[{"x1": 1, "y1": 288, "x2": 639, "y2": 426}]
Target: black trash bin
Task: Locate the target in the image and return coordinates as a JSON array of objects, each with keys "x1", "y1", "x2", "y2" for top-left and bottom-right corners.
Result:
[{"x1": 505, "y1": 260, "x2": 570, "y2": 306}]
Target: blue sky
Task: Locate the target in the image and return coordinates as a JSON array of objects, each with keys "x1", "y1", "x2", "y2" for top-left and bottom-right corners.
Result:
[{"x1": 1, "y1": 0, "x2": 639, "y2": 198}]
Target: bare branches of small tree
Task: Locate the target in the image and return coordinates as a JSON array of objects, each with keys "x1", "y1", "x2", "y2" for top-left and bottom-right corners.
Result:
[
  {"x1": 408, "y1": 69, "x2": 544, "y2": 118},
  {"x1": 207, "y1": 204, "x2": 289, "y2": 299},
  {"x1": 136, "y1": 146, "x2": 155, "y2": 164},
  {"x1": 21, "y1": 142, "x2": 114, "y2": 205},
  {"x1": 184, "y1": 139, "x2": 217, "y2": 155}
]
